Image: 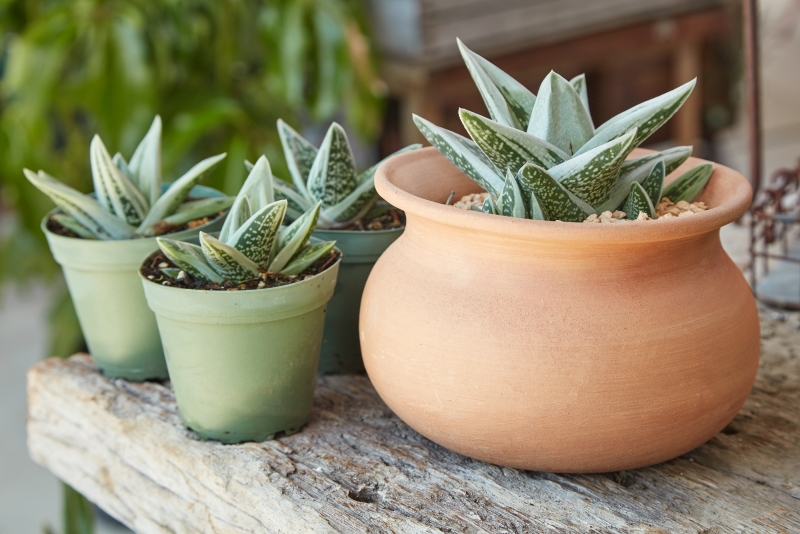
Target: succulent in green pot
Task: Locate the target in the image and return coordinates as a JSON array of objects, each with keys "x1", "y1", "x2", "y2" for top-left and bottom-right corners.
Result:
[
  {"x1": 24, "y1": 116, "x2": 230, "y2": 381},
  {"x1": 140, "y1": 155, "x2": 341, "y2": 443},
  {"x1": 413, "y1": 39, "x2": 714, "y2": 222},
  {"x1": 257, "y1": 120, "x2": 420, "y2": 374}
]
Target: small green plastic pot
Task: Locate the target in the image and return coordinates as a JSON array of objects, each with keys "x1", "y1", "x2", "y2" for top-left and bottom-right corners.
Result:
[
  {"x1": 141, "y1": 259, "x2": 340, "y2": 443},
  {"x1": 42, "y1": 185, "x2": 225, "y2": 381},
  {"x1": 311, "y1": 227, "x2": 403, "y2": 374}
]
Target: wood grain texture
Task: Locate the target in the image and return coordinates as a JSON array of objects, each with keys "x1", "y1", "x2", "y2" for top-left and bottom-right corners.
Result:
[{"x1": 27, "y1": 307, "x2": 800, "y2": 533}]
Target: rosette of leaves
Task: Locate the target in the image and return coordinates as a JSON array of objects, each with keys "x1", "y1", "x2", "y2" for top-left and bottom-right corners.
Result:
[
  {"x1": 413, "y1": 39, "x2": 714, "y2": 222},
  {"x1": 157, "y1": 156, "x2": 336, "y2": 283},
  {"x1": 263, "y1": 120, "x2": 421, "y2": 228},
  {"x1": 23, "y1": 116, "x2": 232, "y2": 239}
]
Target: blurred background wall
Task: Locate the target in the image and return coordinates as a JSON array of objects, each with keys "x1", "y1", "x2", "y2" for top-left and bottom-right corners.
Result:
[{"x1": 1, "y1": 0, "x2": 799, "y2": 532}]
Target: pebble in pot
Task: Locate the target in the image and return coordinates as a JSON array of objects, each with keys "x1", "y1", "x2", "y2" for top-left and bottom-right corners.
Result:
[
  {"x1": 141, "y1": 156, "x2": 340, "y2": 443},
  {"x1": 25, "y1": 116, "x2": 231, "y2": 381},
  {"x1": 244, "y1": 120, "x2": 420, "y2": 374}
]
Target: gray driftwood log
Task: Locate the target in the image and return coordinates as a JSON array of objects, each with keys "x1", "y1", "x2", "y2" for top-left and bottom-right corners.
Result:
[{"x1": 28, "y1": 307, "x2": 800, "y2": 533}]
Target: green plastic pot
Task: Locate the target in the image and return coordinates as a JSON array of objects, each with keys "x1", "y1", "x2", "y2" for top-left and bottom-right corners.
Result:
[
  {"x1": 42, "y1": 185, "x2": 225, "y2": 381},
  {"x1": 140, "y1": 259, "x2": 340, "y2": 443},
  {"x1": 311, "y1": 227, "x2": 403, "y2": 374}
]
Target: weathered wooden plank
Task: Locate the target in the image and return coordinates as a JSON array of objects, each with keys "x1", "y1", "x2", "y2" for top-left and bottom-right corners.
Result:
[{"x1": 27, "y1": 307, "x2": 800, "y2": 533}]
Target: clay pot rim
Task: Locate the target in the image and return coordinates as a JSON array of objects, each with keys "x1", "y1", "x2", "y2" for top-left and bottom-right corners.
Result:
[{"x1": 376, "y1": 146, "x2": 753, "y2": 243}]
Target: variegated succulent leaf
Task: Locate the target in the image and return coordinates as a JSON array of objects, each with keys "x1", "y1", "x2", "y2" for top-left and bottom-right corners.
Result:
[
  {"x1": 156, "y1": 237, "x2": 223, "y2": 283},
  {"x1": 482, "y1": 195, "x2": 497, "y2": 214},
  {"x1": 280, "y1": 241, "x2": 336, "y2": 276},
  {"x1": 623, "y1": 181, "x2": 656, "y2": 220},
  {"x1": 459, "y1": 109, "x2": 567, "y2": 175},
  {"x1": 413, "y1": 114, "x2": 504, "y2": 197},
  {"x1": 306, "y1": 123, "x2": 358, "y2": 208},
  {"x1": 90, "y1": 135, "x2": 149, "y2": 225},
  {"x1": 457, "y1": 38, "x2": 535, "y2": 129},
  {"x1": 576, "y1": 79, "x2": 695, "y2": 156},
  {"x1": 641, "y1": 160, "x2": 666, "y2": 206},
  {"x1": 661, "y1": 163, "x2": 714, "y2": 203},
  {"x1": 136, "y1": 152, "x2": 227, "y2": 234},
  {"x1": 569, "y1": 74, "x2": 592, "y2": 124},
  {"x1": 227, "y1": 200, "x2": 287, "y2": 269},
  {"x1": 51, "y1": 213, "x2": 97, "y2": 239},
  {"x1": 593, "y1": 146, "x2": 693, "y2": 214},
  {"x1": 277, "y1": 119, "x2": 316, "y2": 200},
  {"x1": 517, "y1": 163, "x2": 594, "y2": 222},
  {"x1": 24, "y1": 169, "x2": 135, "y2": 240},
  {"x1": 140, "y1": 196, "x2": 235, "y2": 238},
  {"x1": 549, "y1": 128, "x2": 637, "y2": 207},
  {"x1": 244, "y1": 158, "x2": 312, "y2": 217},
  {"x1": 161, "y1": 267, "x2": 182, "y2": 279},
  {"x1": 221, "y1": 156, "x2": 275, "y2": 242},
  {"x1": 528, "y1": 191, "x2": 547, "y2": 220},
  {"x1": 112, "y1": 153, "x2": 134, "y2": 183},
  {"x1": 269, "y1": 201, "x2": 321, "y2": 273},
  {"x1": 527, "y1": 71, "x2": 594, "y2": 156},
  {"x1": 128, "y1": 115, "x2": 163, "y2": 206},
  {"x1": 199, "y1": 232, "x2": 262, "y2": 282},
  {"x1": 499, "y1": 170, "x2": 526, "y2": 218},
  {"x1": 319, "y1": 178, "x2": 378, "y2": 228}
]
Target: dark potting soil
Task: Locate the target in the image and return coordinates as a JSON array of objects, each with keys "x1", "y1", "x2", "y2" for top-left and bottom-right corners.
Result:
[
  {"x1": 140, "y1": 249, "x2": 342, "y2": 291},
  {"x1": 338, "y1": 209, "x2": 405, "y2": 231}
]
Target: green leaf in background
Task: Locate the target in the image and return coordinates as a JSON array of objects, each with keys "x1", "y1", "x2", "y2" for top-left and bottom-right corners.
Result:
[
  {"x1": 306, "y1": 123, "x2": 357, "y2": 208},
  {"x1": 661, "y1": 163, "x2": 715, "y2": 203},
  {"x1": 128, "y1": 116, "x2": 163, "y2": 206},
  {"x1": 61, "y1": 483, "x2": 94, "y2": 534},
  {"x1": 90, "y1": 135, "x2": 149, "y2": 226},
  {"x1": 277, "y1": 119, "x2": 317, "y2": 197}
]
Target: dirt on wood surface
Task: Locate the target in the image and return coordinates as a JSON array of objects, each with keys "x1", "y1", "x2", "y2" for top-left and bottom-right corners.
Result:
[
  {"x1": 140, "y1": 249, "x2": 341, "y2": 291},
  {"x1": 337, "y1": 209, "x2": 405, "y2": 231}
]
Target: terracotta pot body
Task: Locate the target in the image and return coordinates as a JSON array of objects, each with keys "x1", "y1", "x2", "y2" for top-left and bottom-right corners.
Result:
[
  {"x1": 312, "y1": 227, "x2": 403, "y2": 374},
  {"x1": 43, "y1": 185, "x2": 224, "y2": 381},
  {"x1": 141, "y1": 259, "x2": 340, "y2": 443},
  {"x1": 360, "y1": 147, "x2": 760, "y2": 473}
]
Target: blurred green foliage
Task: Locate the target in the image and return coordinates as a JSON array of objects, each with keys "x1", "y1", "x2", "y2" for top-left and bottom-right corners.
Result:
[
  {"x1": 0, "y1": 2, "x2": 384, "y2": 532},
  {"x1": 0, "y1": 0, "x2": 383, "y2": 350}
]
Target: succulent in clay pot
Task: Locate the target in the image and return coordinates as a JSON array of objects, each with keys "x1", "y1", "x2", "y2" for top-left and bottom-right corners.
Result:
[
  {"x1": 414, "y1": 40, "x2": 713, "y2": 222},
  {"x1": 359, "y1": 39, "x2": 760, "y2": 473},
  {"x1": 141, "y1": 156, "x2": 341, "y2": 443},
  {"x1": 25, "y1": 116, "x2": 230, "y2": 381}
]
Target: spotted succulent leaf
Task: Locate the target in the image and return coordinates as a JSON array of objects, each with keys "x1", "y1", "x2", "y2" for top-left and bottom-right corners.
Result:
[
  {"x1": 277, "y1": 119, "x2": 316, "y2": 198},
  {"x1": 199, "y1": 232, "x2": 261, "y2": 282},
  {"x1": 156, "y1": 237, "x2": 223, "y2": 283},
  {"x1": 24, "y1": 169, "x2": 135, "y2": 240},
  {"x1": 268, "y1": 201, "x2": 321, "y2": 273},
  {"x1": 517, "y1": 163, "x2": 593, "y2": 222},
  {"x1": 457, "y1": 38, "x2": 535, "y2": 129},
  {"x1": 128, "y1": 116, "x2": 163, "y2": 206},
  {"x1": 137, "y1": 153, "x2": 227, "y2": 234},
  {"x1": 222, "y1": 157, "x2": 276, "y2": 242},
  {"x1": 623, "y1": 182, "x2": 656, "y2": 220},
  {"x1": 459, "y1": 109, "x2": 567, "y2": 175},
  {"x1": 528, "y1": 191, "x2": 547, "y2": 220},
  {"x1": 641, "y1": 160, "x2": 666, "y2": 205},
  {"x1": 228, "y1": 200, "x2": 287, "y2": 269},
  {"x1": 576, "y1": 79, "x2": 695, "y2": 156},
  {"x1": 593, "y1": 146, "x2": 693, "y2": 214},
  {"x1": 527, "y1": 71, "x2": 594, "y2": 156},
  {"x1": 280, "y1": 241, "x2": 336, "y2": 276},
  {"x1": 482, "y1": 195, "x2": 497, "y2": 214},
  {"x1": 413, "y1": 114, "x2": 504, "y2": 197},
  {"x1": 90, "y1": 136, "x2": 149, "y2": 225},
  {"x1": 549, "y1": 128, "x2": 637, "y2": 207},
  {"x1": 306, "y1": 123, "x2": 357, "y2": 208},
  {"x1": 499, "y1": 170, "x2": 526, "y2": 218},
  {"x1": 661, "y1": 163, "x2": 714, "y2": 203}
]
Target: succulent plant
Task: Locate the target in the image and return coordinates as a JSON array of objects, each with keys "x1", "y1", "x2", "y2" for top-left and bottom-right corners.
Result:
[
  {"x1": 414, "y1": 40, "x2": 714, "y2": 221},
  {"x1": 157, "y1": 156, "x2": 337, "y2": 283},
  {"x1": 265, "y1": 120, "x2": 421, "y2": 228},
  {"x1": 23, "y1": 116, "x2": 232, "y2": 239}
]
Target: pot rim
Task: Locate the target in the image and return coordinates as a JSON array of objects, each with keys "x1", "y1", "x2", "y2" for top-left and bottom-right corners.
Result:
[
  {"x1": 312, "y1": 226, "x2": 404, "y2": 236},
  {"x1": 138, "y1": 253, "x2": 342, "y2": 295},
  {"x1": 375, "y1": 147, "x2": 753, "y2": 243}
]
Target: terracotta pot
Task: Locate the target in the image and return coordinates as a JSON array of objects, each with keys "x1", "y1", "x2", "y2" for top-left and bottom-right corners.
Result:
[{"x1": 360, "y1": 147, "x2": 759, "y2": 473}]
